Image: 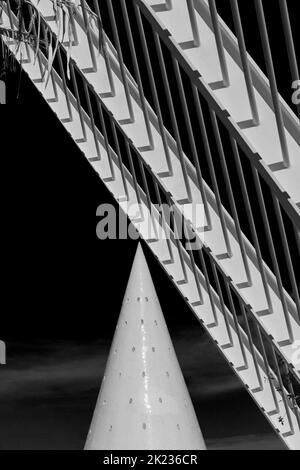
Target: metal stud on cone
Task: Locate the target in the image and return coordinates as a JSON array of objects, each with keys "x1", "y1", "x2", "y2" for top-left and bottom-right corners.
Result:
[{"x1": 85, "y1": 243, "x2": 206, "y2": 450}]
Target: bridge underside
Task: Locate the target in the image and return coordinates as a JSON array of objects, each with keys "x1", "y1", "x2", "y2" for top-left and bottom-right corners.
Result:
[{"x1": 1, "y1": 0, "x2": 299, "y2": 449}]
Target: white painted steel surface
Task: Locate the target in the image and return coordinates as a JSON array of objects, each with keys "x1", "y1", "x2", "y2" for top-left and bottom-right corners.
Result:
[
  {"x1": 146, "y1": 0, "x2": 300, "y2": 205},
  {"x1": 85, "y1": 244, "x2": 206, "y2": 450}
]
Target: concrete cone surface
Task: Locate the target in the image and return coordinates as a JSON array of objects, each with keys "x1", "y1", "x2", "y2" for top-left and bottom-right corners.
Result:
[{"x1": 85, "y1": 244, "x2": 206, "y2": 450}]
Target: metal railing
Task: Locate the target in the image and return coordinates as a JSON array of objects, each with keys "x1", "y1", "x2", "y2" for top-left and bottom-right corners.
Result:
[{"x1": 78, "y1": 0, "x2": 300, "y2": 324}]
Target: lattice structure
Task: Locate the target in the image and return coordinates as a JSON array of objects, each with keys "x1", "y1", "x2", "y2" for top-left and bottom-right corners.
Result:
[{"x1": 1, "y1": 0, "x2": 299, "y2": 449}]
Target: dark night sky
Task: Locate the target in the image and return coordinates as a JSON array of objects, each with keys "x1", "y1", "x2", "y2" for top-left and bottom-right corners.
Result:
[
  {"x1": 1, "y1": 0, "x2": 297, "y2": 450},
  {"x1": 0, "y1": 73, "x2": 284, "y2": 450}
]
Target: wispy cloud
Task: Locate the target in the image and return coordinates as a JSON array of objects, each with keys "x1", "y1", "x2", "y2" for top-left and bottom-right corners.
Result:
[
  {"x1": 207, "y1": 433, "x2": 285, "y2": 450},
  {"x1": 0, "y1": 333, "x2": 282, "y2": 450},
  {"x1": 174, "y1": 329, "x2": 242, "y2": 399},
  {"x1": 1, "y1": 329, "x2": 241, "y2": 403},
  {"x1": 0, "y1": 340, "x2": 108, "y2": 400}
]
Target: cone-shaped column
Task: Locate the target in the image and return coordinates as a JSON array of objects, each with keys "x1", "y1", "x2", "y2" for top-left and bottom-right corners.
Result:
[{"x1": 85, "y1": 244, "x2": 206, "y2": 450}]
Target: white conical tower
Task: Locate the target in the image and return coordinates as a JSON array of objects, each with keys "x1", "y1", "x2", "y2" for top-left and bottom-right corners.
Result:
[{"x1": 85, "y1": 244, "x2": 206, "y2": 450}]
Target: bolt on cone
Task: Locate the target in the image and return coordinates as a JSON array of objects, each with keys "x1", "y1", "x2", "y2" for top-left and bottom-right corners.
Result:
[{"x1": 85, "y1": 243, "x2": 206, "y2": 450}]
